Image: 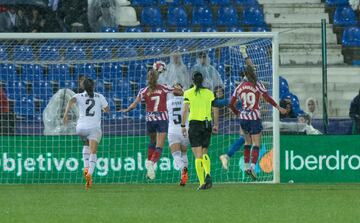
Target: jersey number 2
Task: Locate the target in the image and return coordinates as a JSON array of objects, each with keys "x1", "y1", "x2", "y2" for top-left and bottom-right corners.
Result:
[{"x1": 85, "y1": 99, "x2": 95, "y2": 116}]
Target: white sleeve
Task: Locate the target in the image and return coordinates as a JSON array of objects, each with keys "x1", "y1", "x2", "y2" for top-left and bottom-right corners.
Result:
[{"x1": 100, "y1": 94, "x2": 108, "y2": 109}]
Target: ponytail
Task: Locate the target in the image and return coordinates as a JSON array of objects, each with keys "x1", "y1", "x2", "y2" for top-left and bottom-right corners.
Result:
[
  {"x1": 83, "y1": 78, "x2": 94, "y2": 98},
  {"x1": 147, "y1": 70, "x2": 158, "y2": 93},
  {"x1": 192, "y1": 72, "x2": 204, "y2": 95}
]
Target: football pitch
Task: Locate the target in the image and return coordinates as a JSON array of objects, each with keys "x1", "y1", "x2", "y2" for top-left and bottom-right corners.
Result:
[{"x1": 0, "y1": 184, "x2": 359, "y2": 223}]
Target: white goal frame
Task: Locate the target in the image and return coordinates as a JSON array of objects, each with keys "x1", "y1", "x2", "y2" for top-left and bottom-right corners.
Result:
[{"x1": 0, "y1": 32, "x2": 280, "y2": 183}]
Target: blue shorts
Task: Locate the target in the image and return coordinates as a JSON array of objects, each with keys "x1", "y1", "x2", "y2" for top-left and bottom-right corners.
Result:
[
  {"x1": 147, "y1": 120, "x2": 168, "y2": 133},
  {"x1": 240, "y1": 119, "x2": 263, "y2": 135}
]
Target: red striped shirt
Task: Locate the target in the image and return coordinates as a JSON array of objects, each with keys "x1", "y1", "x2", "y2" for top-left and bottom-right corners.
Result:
[
  {"x1": 229, "y1": 81, "x2": 277, "y2": 120},
  {"x1": 137, "y1": 84, "x2": 172, "y2": 121}
]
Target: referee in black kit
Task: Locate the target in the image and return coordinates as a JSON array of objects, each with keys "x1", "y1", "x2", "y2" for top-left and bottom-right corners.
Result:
[{"x1": 181, "y1": 71, "x2": 219, "y2": 190}]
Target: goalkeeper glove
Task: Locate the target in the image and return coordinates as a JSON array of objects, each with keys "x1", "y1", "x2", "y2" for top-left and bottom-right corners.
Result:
[{"x1": 240, "y1": 45, "x2": 248, "y2": 59}]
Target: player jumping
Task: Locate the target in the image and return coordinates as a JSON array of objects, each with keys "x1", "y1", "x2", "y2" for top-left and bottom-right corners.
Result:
[
  {"x1": 166, "y1": 83, "x2": 189, "y2": 186},
  {"x1": 120, "y1": 69, "x2": 179, "y2": 180},
  {"x1": 229, "y1": 46, "x2": 286, "y2": 180},
  {"x1": 63, "y1": 78, "x2": 109, "y2": 189}
]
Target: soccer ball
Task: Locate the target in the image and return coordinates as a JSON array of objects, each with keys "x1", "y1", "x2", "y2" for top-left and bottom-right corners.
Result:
[{"x1": 153, "y1": 61, "x2": 166, "y2": 73}]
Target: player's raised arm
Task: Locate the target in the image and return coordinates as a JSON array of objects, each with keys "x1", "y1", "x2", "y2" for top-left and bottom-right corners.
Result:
[
  {"x1": 240, "y1": 45, "x2": 254, "y2": 67},
  {"x1": 63, "y1": 97, "x2": 76, "y2": 125}
]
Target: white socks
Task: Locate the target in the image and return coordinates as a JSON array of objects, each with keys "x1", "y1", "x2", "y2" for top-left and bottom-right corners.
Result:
[
  {"x1": 89, "y1": 153, "x2": 97, "y2": 175},
  {"x1": 172, "y1": 151, "x2": 183, "y2": 171},
  {"x1": 82, "y1": 146, "x2": 90, "y2": 169},
  {"x1": 181, "y1": 152, "x2": 188, "y2": 168}
]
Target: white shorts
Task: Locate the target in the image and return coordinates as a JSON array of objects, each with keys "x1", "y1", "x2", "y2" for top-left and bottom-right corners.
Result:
[
  {"x1": 168, "y1": 132, "x2": 189, "y2": 147},
  {"x1": 76, "y1": 126, "x2": 102, "y2": 143}
]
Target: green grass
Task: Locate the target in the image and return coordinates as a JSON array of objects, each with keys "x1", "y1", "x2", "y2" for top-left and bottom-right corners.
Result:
[{"x1": 0, "y1": 184, "x2": 360, "y2": 223}]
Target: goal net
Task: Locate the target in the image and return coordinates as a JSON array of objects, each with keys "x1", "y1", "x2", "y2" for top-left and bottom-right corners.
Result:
[{"x1": 0, "y1": 33, "x2": 279, "y2": 184}]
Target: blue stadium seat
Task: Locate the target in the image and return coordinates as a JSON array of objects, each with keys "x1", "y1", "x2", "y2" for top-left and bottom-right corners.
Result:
[
  {"x1": 217, "y1": 6, "x2": 239, "y2": 26},
  {"x1": 14, "y1": 45, "x2": 34, "y2": 61},
  {"x1": 40, "y1": 44, "x2": 60, "y2": 61},
  {"x1": 242, "y1": 6, "x2": 265, "y2": 26},
  {"x1": 92, "y1": 46, "x2": 112, "y2": 60},
  {"x1": 141, "y1": 7, "x2": 163, "y2": 27},
  {"x1": 47, "y1": 64, "x2": 72, "y2": 83},
  {"x1": 342, "y1": 26, "x2": 360, "y2": 46},
  {"x1": 151, "y1": 26, "x2": 168, "y2": 32},
  {"x1": 250, "y1": 26, "x2": 270, "y2": 32},
  {"x1": 333, "y1": 6, "x2": 357, "y2": 26},
  {"x1": 0, "y1": 64, "x2": 17, "y2": 83},
  {"x1": 125, "y1": 26, "x2": 143, "y2": 32},
  {"x1": 184, "y1": 0, "x2": 206, "y2": 6},
  {"x1": 210, "y1": 0, "x2": 232, "y2": 6},
  {"x1": 73, "y1": 64, "x2": 97, "y2": 79},
  {"x1": 131, "y1": 0, "x2": 157, "y2": 6},
  {"x1": 15, "y1": 97, "x2": 34, "y2": 117},
  {"x1": 102, "y1": 63, "x2": 122, "y2": 80},
  {"x1": 33, "y1": 81, "x2": 53, "y2": 100},
  {"x1": 65, "y1": 45, "x2": 86, "y2": 60},
  {"x1": 279, "y1": 76, "x2": 289, "y2": 98},
  {"x1": 168, "y1": 6, "x2": 188, "y2": 27},
  {"x1": 227, "y1": 26, "x2": 243, "y2": 32},
  {"x1": 159, "y1": 0, "x2": 181, "y2": 5},
  {"x1": 0, "y1": 44, "x2": 8, "y2": 60},
  {"x1": 235, "y1": 0, "x2": 259, "y2": 6},
  {"x1": 21, "y1": 64, "x2": 44, "y2": 82},
  {"x1": 192, "y1": 6, "x2": 213, "y2": 26},
  {"x1": 144, "y1": 46, "x2": 163, "y2": 56},
  {"x1": 175, "y1": 26, "x2": 193, "y2": 32},
  {"x1": 200, "y1": 26, "x2": 218, "y2": 32},
  {"x1": 325, "y1": 0, "x2": 349, "y2": 6},
  {"x1": 101, "y1": 26, "x2": 118, "y2": 32},
  {"x1": 7, "y1": 81, "x2": 27, "y2": 100}
]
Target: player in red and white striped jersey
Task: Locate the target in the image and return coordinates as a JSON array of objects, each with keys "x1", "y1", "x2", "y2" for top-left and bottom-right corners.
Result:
[
  {"x1": 120, "y1": 70, "x2": 180, "y2": 180},
  {"x1": 229, "y1": 45, "x2": 286, "y2": 180}
]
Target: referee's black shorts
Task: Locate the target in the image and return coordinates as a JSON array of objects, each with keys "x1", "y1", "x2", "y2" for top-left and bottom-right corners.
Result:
[{"x1": 188, "y1": 120, "x2": 212, "y2": 148}]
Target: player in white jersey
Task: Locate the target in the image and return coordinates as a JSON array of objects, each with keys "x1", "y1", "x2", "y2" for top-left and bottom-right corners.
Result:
[
  {"x1": 166, "y1": 83, "x2": 189, "y2": 186},
  {"x1": 63, "y1": 78, "x2": 109, "y2": 189}
]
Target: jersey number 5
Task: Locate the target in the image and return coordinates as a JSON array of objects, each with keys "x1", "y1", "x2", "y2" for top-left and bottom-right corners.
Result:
[
  {"x1": 172, "y1": 107, "x2": 181, "y2": 124},
  {"x1": 85, "y1": 99, "x2": 95, "y2": 116}
]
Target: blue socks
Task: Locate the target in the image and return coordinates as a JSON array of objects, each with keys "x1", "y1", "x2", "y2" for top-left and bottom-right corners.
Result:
[{"x1": 227, "y1": 137, "x2": 245, "y2": 157}]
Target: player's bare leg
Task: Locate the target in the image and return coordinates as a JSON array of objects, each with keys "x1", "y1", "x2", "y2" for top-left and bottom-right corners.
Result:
[
  {"x1": 83, "y1": 140, "x2": 90, "y2": 179},
  {"x1": 247, "y1": 133, "x2": 261, "y2": 181},
  {"x1": 86, "y1": 140, "x2": 98, "y2": 189},
  {"x1": 146, "y1": 133, "x2": 156, "y2": 180}
]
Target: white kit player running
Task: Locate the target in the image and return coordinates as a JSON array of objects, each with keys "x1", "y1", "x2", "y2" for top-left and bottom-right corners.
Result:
[
  {"x1": 63, "y1": 78, "x2": 109, "y2": 189},
  {"x1": 166, "y1": 83, "x2": 189, "y2": 186}
]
